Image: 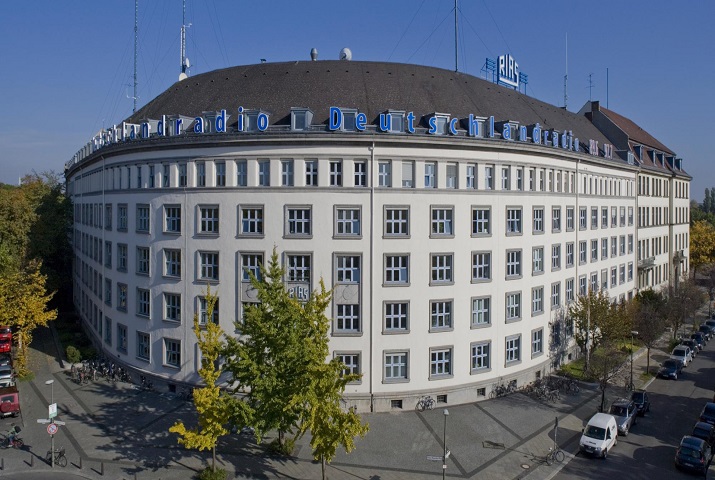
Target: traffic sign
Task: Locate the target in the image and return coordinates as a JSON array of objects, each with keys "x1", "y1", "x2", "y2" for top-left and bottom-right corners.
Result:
[
  {"x1": 49, "y1": 403, "x2": 57, "y2": 419},
  {"x1": 47, "y1": 423, "x2": 58, "y2": 435},
  {"x1": 37, "y1": 419, "x2": 50, "y2": 424},
  {"x1": 427, "y1": 456, "x2": 442, "y2": 461}
]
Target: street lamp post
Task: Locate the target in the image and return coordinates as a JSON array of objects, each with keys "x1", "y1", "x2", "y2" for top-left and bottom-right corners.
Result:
[
  {"x1": 442, "y1": 409, "x2": 449, "y2": 480},
  {"x1": 45, "y1": 379, "x2": 55, "y2": 468},
  {"x1": 630, "y1": 331, "x2": 639, "y2": 390}
]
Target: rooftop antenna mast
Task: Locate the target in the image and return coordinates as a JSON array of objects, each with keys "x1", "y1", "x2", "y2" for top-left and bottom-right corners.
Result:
[
  {"x1": 179, "y1": 0, "x2": 190, "y2": 81},
  {"x1": 588, "y1": 73, "x2": 594, "y2": 101},
  {"x1": 563, "y1": 33, "x2": 568, "y2": 109},
  {"x1": 454, "y1": 0, "x2": 458, "y2": 72},
  {"x1": 133, "y1": 0, "x2": 138, "y2": 113}
]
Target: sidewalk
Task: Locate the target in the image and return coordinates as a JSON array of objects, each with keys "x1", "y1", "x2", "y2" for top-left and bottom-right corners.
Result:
[{"x1": 0, "y1": 308, "x2": 705, "y2": 480}]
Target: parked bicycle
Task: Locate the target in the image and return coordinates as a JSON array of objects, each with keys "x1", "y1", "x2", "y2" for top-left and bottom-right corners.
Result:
[
  {"x1": 545, "y1": 445, "x2": 565, "y2": 465},
  {"x1": 46, "y1": 446, "x2": 67, "y2": 467},
  {"x1": 415, "y1": 395, "x2": 436, "y2": 411}
]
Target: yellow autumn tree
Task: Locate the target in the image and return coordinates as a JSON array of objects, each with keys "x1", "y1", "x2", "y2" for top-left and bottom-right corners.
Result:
[
  {"x1": 690, "y1": 220, "x2": 715, "y2": 278},
  {"x1": 169, "y1": 286, "x2": 252, "y2": 475},
  {"x1": 0, "y1": 260, "x2": 57, "y2": 376}
]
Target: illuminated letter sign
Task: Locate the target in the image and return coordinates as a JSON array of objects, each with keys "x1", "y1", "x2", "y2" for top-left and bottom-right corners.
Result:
[{"x1": 498, "y1": 54, "x2": 519, "y2": 88}]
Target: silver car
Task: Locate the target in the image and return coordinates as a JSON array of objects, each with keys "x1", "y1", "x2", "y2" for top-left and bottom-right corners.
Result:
[
  {"x1": 609, "y1": 398, "x2": 638, "y2": 436},
  {"x1": 0, "y1": 365, "x2": 14, "y2": 388}
]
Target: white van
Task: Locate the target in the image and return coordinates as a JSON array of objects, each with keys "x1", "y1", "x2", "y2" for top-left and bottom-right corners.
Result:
[{"x1": 579, "y1": 413, "x2": 618, "y2": 458}]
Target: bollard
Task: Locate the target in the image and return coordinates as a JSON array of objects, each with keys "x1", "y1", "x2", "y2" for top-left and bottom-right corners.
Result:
[
  {"x1": 134, "y1": 473, "x2": 137, "y2": 480},
  {"x1": 79, "y1": 456, "x2": 82, "y2": 469},
  {"x1": 1, "y1": 456, "x2": 4, "y2": 470},
  {"x1": 30, "y1": 455, "x2": 34, "y2": 467},
  {"x1": 100, "y1": 461, "x2": 104, "y2": 476}
]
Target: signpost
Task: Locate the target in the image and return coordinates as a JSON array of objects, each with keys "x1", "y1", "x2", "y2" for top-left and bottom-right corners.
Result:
[
  {"x1": 47, "y1": 423, "x2": 58, "y2": 435},
  {"x1": 49, "y1": 403, "x2": 57, "y2": 419}
]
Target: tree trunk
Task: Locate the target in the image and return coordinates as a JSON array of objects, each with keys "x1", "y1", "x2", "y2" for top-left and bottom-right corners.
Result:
[
  {"x1": 321, "y1": 454, "x2": 326, "y2": 480},
  {"x1": 212, "y1": 445, "x2": 216, "y2": 471},
  {"x1": 646, "y1": 347, "x2": 651, "y2": 376},
  {"x1": 599, "y1": 387, "x2": 606, "y2": 413}
]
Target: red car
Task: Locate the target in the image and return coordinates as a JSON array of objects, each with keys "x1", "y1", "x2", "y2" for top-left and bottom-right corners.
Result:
[
  {"x1": 0, "y1": 339, "x2": 10, "y2": 354},
  {"x1": 0, "y1": 326, "x2": 10, "y2": 342}
]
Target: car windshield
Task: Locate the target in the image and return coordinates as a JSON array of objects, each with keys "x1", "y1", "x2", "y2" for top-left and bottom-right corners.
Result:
[
  {"x1": 632, "y1": 392, "x2": 644, "y2": 401},
  {"x1": 694, "y1": 428, "x2": 710, "y2": 438},
  {"x1": 663, "y1": 360, "x2": 678, "y2": 368},
  {"x1": 0, "y1": 328, "x2": 10, "y2": 334},
  {"x1": 585, "y1": 426, "x2": 606, "y2": 440},
  {"x1": 679, "y1": 447, "x2": 702, "y2": 459},
  {"x1": 673, "y1": 349, "x2": 686, "y2": 356},
  {"x1": 705, "y1": 406, "x2": 715, "y2": 416},
  {"x1": 610, "y1": 406, "x2": 627, "y2": 416}
]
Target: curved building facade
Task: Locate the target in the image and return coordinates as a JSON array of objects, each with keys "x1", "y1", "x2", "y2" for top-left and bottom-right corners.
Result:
[{"x1": 66, "y1": 61, "x2": 689, "y2": 412}]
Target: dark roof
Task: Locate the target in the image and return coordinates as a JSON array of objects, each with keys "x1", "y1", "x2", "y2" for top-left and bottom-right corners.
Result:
[
  {"x1": 598, "y1": 106, "x2": 674, "y2": 155},
  {"x1": 127, "y1": 61, "x2": 612, "y2": 150}
]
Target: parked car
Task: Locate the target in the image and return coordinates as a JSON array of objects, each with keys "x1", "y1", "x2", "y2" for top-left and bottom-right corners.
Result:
[
  {"x1": 671, "y1": 345, "x2": 693, "y2": 367},
  {"x1": 675, "y1": 435, "x2": 713, "y2": 476},
  {"x1": 658, "y1": 359, "x2": 683, "y2": 380},
  {"x1": 609, "y1": 398, "x2": 638, "y2": 436},
  {"x1": 682, "y1": 339, "x2": 700, "y2": 355},
  {"x1": 579, "y1": 413, "x2": 618, "y2": 459},
  {"x1": 0, "y1": 326, "x2": 11, "y2": 342},
  {"x1": 0, "y1": 354, "x2": 11, "y2": 368},
  {"x1": 631, "y1": 390, "x2": 651, "y2": 416},
  {"x1": 0, "y1": 339, "x2": 10, "y2": 354},
  {"x1": 705, "y1": 319, "x2": 715, "y2": 331},
  {"x1": 701, "y1": 403, "x2": 715, "y2": 426},
  {"x1": 699, "y1": 324, "x2": 714, "y2": 341},
  {"x1": 690, "y1": 334, "x2": 705, "y2": 352},
  {"x1": 692, "y1": 422, "x2": 715, "y2": 447},
  {"x1": 0, "y1": 365, "x2": 14, "y2": 388},
  {"x1": 0, "y1": 385, "x2": 20, "y2": 418}
]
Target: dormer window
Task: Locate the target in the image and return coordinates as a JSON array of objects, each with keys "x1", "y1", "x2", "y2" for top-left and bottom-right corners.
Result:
[
  {"x1": 379, "y1": 110, "x2": 405, "y2": 133},
  {"x1": 633, "y1": 145, "x2": 642, "y2": 162},
  {"x1": 240, "y1": 109, "x2": 270, "y2": 132},
  {"x1": 341, "y1": 108, "x2": 358, "y2": 131},
  {"x1": 291, "y1": 108, "x2": 313, "y2": 131},
  {"x1": 426, "y1": 113, "x2": 450, "y2": 135}
]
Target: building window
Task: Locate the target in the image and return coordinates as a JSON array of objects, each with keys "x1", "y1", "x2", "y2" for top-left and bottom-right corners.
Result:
[
  {"x1": 611, "y1": 207, "x2": 617, "y2": 227},
  {"x1": 287, "y1": 207, "x2": 312, "y2": 236},
  {"x1": 236, "y1": 160, "x2": 248, "y2": 186},
  {"x1": 485, "y1": 166, "x2": 494, "y2": 190},
  {"x1": 579, "y1": 241, "x2": 587, "y2": 264},
  {"x1": 507, "y1": 208, "x2": 522, "y2": 234},
  {"x1": 591, "y1": 272, "x2": 599, "y2": 292},
  {"x1": 330, "y1": 160, "x2": 343, "y2": 186},
  {"x1": 601, "y1": 238, "x2": 608, "y2": 260},
  {"x1": 198, "y1": 296, "x2": 219, "y2": 325},
  {"x1": 424, "y1": 162, "x2": 436, "y2": 188},
  {"x1": 551, "y1": 282, "x2": 561, "y2": 308},
  {"x1": 199, "y1": 206, "x2": 219, "y2": 234},
  {"x1": 469, "y1": 207, "x2": 490, "y2": 236},
  {"x1": 401, "y1": 161, "x2": 414, "y2": 188},
  {"x1": 620, "y1": 207, "x2": 626, "y2": 226},
  {"x1": 136, "y1": 331, "x2": 150, "y2": 361},
  {"x1": 565, "y1": 242, "x2": 574, "y2": 268},
  {"x1": 136, "y1": 205, "x2": 150, "y2": 233},
  {"x1": 137, "y1": 288, "x2": 151, "y2": 318},
  {"x1": 471, "y1": 297, "x2": 491, "y2": 327},
  {"x1": 164, "y1": 338, "x2": 181, "y2": 367},
  {"x1": 446, "y1": 163, "x2": 457, "y2": 189},
  {"x1": 505, "y1": 335, "x2": 521, "y2": 364},
  {"x1": 164, "y1": 249, "x2": 181, "y2": 278},
  {"x1": 105, "y1": 204, "x2": 112, "y2": 230},
  {"x1": 628, "y1": 262, "x2": 634, "y2": 281},
  {"x1": 591, "y1": 239, "x2": 598, "y2": 262},
  {"x1": 466, "y1": 165, "x2": 476, "y2": 189},
  {"x1": 117, "y1": 324, "x2": 127, "y2": 353},
  {"x1": 117, "y1": 283, "x2": 127, "y2": 311},
  {"x1": 164, "y1": 293, "x2": 181, "y2": 322},
  {"x1": 384, "y1": 352, "x2": 408, "y2": 381},
  {"x1": 533, "y1": 207, "x2": 544, "y2": 233},
  {"x1": 472, "y1": 252, "x2": 491, "y2": 281},
  {"x1": 532, "y1": 287, "x2": 544, "y2": 315},
  {"x1": 196, "y1": 161, "x2": 206, "y2": 187},
  {"x1": 611, "y1": 236, "x2": 618, "y2": 257},
  {"x1": 378, "y1": 162, "x2": 392, "y2": 187},
  {"x1": 431, "y1": 207, "x2": 454, "y2": 236},
  {"x1": 258, "y1": 160, "x2": 270, "y2": 186},
  {"x1": 199, "y1": 252, "x2": 219, "y2": 281},
  {"x1": 619, "y1": 264, "x2": 626, "y2": 284},
  {"x1": 305, "y1": 160, "x2": 318, "y2": 186},
  {"x1": 336, "y1": 304, "x2": 360, "y2": 333},
  {"x1": 566, "y1": 278, "x2": 574, "y2": 302},
  {"x1": 430, "y1": 254, "x2": 453, "y2": 284},
  {"x1": 336, "y1": 207, "x2": 361, "y2": 236},
  {"x1": 385, "y1": 255, "x2": 409, "y2": 284},
  {"x1": 104, "y1": 241, "x2": 112, "y2": 268},
  {"x1": 620, "y1": 236, "x2": 626, "y2": 255},
  {"x1": 628, "y1": 207, "x2": 634, "y2": 226},
  {"x1": 104, "y1": 317, "x2": 112, "y2": 345},
  {"x1": 580, "y1": 275, "x2": 588, "y2": 296},
  {"x1": 430, "y1": 348, "x2": 452, "y2": 377},
  {"x1": 532, "y1": 329, "x2": 544, "y2": 357},
  {"x1": 384, "y1": 302, "x2": 409, "y2": 332},
  {"x1": 501, "y1": 167, "x2": 510, "y2": 190},
  {"x1": 117, "y1": 244, "x2": 128, "y2": 271},
  {"x1": 163, "y1": 164, "x2": 170, "y2": 187},
  {"x1": 471, "y1": 342, "x2": 490, "y2": 371},
  {"x1": 532, "y1": 247, "x2": 544, "y2": 274},
  {"x1": 286, "y1": 254, "x2": 311, "y2": 282},
  {"x1": 354, "y1": 160, "x2": 367, "y2": 187},
  {"x1": 164, "y1": 205, "x2": 181, "y2": 233},
  {"x1": 579, "y1": 207, "x2": 587, "y2": 230},
  {"x1": 215, "y1": 161, "x2": 226, "y2": 186},
  {"x1": 516, "y1": 168, "x2": 524, "y2": 191},
  {"x1": 385, "y1": 207, "x2": 409, "y2": 236},
  {"x1": 178, "y1": 163, "x2": 187, "y2": 187},
  {"x1": 591, "y1": 207, "x2": 599, "y2": 229},
  {"x1": 566, "y1": 207, "x2": 574, "y2": 231},
  {"x1": 104, "y1": 278, "x2": 112, "y2": 306},
  {"x1": 430, "y1": 300, "x2": 452, "y2": 330},
  {"x1": 241, "y1": 253, "x2": 263, "y2": 282},
  {"x1": 281, "y1": 160, "x2": 294, "y2": 186},
  {"x1": 552, "y1": 244, "x2": 561, "y2": 270},
  {"x1": 628, "y1": 234, "x2": 634, "y2": 253},
  {"x1": 506, "y1": 292, "x2": 521, "y2": 322},
  {"x1": 552, "y1": 207, "x2": 561, "y2": 232},
  {"x1": 136, "y1": 247, "x2": 150, "y2": 275},
  {"x1": 506, "y1": 250, "x2": 522, "y2": 278},
  {"x1": 336, "y1": 353, "x2": 360, "y2": 378},
  {"x1": 240, "y1": 206, "x2": 264, "y2": 235},
  {"x1": 336, "y1": 255, "x2": 360, "y2": 283}
]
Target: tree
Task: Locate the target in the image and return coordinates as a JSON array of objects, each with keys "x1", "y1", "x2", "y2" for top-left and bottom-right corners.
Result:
[
  {"x1": 665, "y1": 278, "x2": 705, "y2": 339},
  {"x1": 569, "y1": 290, "x2": 613, "y2": 371},
  {"x1": 632, "y1": 289, "x2": 666, "y2": 375},
  {"x1": 0, "y1": 185, "x2": 34, "y2": 276},
  {"x1": 0, "y1": 261, "x2": 57, "y2": 375},
  {"x1": 295, "y1": 281, "x2": 369, "y2": 480},
  {"x1": 590, "y1": 341, "x2": 627, "y2": 413},
  {"x1": 169, "y1": 286, "x2": 251, "y2": 473},
  {"x1": 223, "y1": 249, "x2": 315, "y2": 452},
  {"x1": 690, "y1": 220, "x2": 715, "y2": 279}
]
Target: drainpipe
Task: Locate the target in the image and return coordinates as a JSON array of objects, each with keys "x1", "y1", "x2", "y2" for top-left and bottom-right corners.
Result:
[{"x1": 369, "y1": 140, "x2": 375, "y2": 412}]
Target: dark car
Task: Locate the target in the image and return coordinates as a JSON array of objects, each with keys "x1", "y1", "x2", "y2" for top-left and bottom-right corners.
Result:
[
  {"x1": 0, "y1": 354, "x2": 10, "y2": 368},
  {"x1": 693, "y1": 422, "x2": 715, "y2": 447},
  {"x1": 700, "y1": 403, "x2": 715, "y2": 426},
  {"x1": 698, "y1": 325, "x2": 712, "y2": 341},
  {"x1": 706, "y1": 320, "x2": 715, "y2": 331},
  {"x1": 683, "y1": 339, "x2": 700, "y2": 355},
  {"x1": 658, "y1": 359, "x2": 683, "y2": 380},
  {"x1": 631, "y1": 390, "x2": 651, "y2": 416},
  {"x1": 692, "y1": 332, "x2": 707, "y2": 349},
  {"x1": 675, "y1": 435, "x2": 713, "y2": 476}
]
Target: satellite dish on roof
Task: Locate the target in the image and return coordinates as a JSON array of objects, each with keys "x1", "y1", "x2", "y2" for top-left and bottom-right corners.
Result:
[
  {"x1": 179, "y1": 72, "x2": 188, "y2": 81},
  {"x1": 184, "y1": 57, "x2": 191, "y2": 69},
  {"x1": 339, "y1": 48, "x2": 352, "y2": 61}
]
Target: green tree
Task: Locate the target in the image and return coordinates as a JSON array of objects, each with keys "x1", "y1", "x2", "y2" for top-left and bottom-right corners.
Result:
[
  {"x1": 295, "y1": 281, "x2": 369, "y2": 480},
  {"x1": 0, "y1": 185, "x2": 34, "y2": 276},
  {"x1": 590, "y1": 341, "x2": 627, "y2": 413},
  {"x1": 690, "y1": 220, "x2": 715, "y2": 279},
  {"x1": 632, "y1": 290, "x2": 666, "y2": 375},
  {"x1": 0, "y1": 261, "x2": 57, "y2": 375},
  {"x1": 665, "y1": 278, "x2": 705, "y2": 339},
  {"x1": 169, "y1": 286, "x2": 251, "y2": 473},
  {"x1": 569, "y1": 290, "x2": 612, "y2": 371},
  {"x1": 223, "y1": 249, "x2": 313, "y2": 452}
]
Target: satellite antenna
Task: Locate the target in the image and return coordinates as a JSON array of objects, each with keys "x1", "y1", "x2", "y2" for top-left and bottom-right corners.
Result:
[
  {"x1": 179, "y1": 0, "x2": 191, "y2": 81},
  {"x1": 339, "y1": 48, "x2": 352, "y2": 61},
  {"x1": 132, "y1": 0, "x2": 138, "y2": 112}
]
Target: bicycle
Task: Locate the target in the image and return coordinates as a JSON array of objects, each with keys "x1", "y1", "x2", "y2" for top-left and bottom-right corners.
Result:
[
  {"x1": 545, "y1": 445, "x2": 565, "y2": 466},
  {"x1": 416, "y1": 395, "x2": 435, "y2": 411},
  {"x1": 46, "y1": 446, "x2": 67, "y2": 467}
]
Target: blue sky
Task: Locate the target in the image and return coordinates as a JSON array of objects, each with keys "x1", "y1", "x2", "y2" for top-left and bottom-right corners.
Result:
[{"x1": 1, "y1": 1, "x2": 713, "y2": 199}]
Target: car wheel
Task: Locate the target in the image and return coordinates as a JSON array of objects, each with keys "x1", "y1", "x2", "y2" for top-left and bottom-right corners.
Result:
[
  {"x1": 602, "y1": 448, "x2": 608, "y2": 459},
  {"x1": 674, "y1": 374, "x2": 678, "y2": 380},
  {"x1": 623, "y1": 427, "x2": 628, "y2": 436}
]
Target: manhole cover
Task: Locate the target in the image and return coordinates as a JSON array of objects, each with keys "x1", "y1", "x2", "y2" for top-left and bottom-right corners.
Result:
[{"x1": 521, "y1": 464, "x2": 531, "y2": 469}]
